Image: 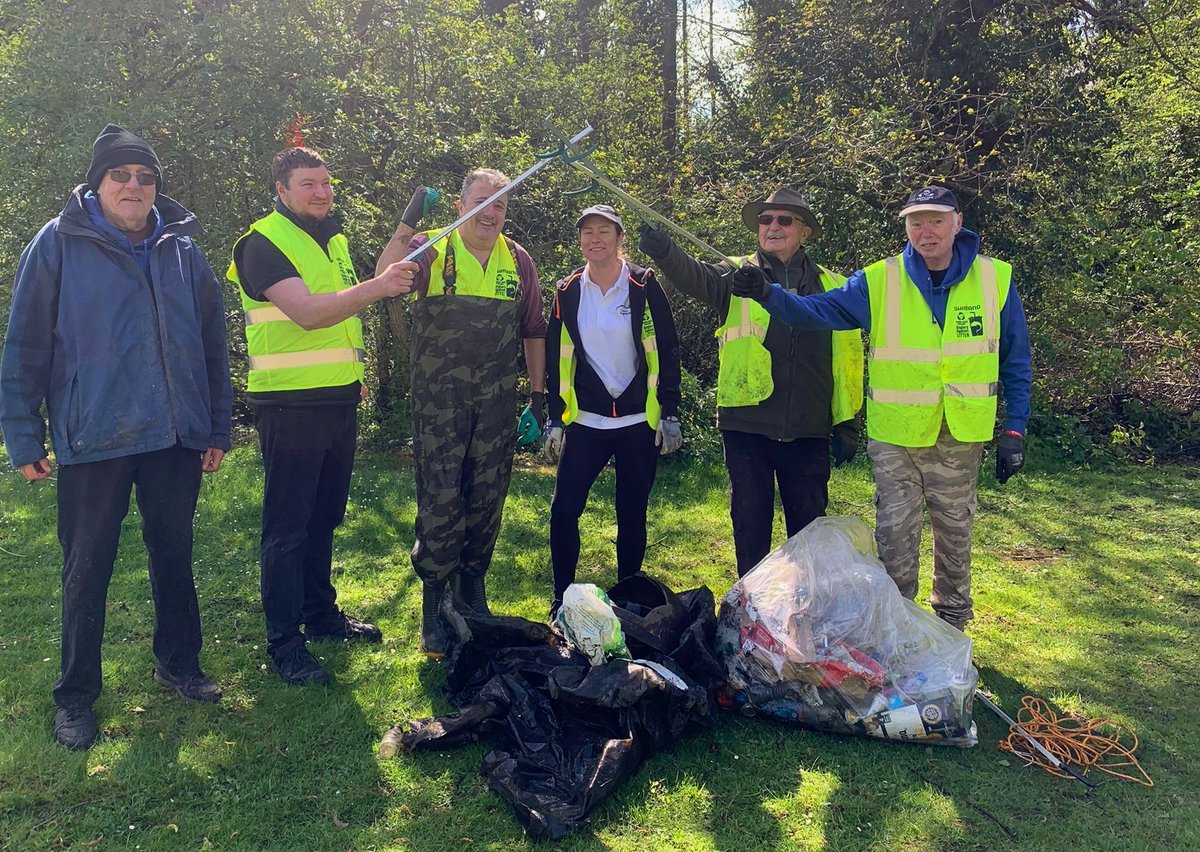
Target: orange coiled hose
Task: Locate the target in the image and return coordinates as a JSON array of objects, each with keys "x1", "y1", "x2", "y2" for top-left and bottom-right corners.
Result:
[{"x1": 997, "y1": 696, "x2": 1153, "y2": 787}]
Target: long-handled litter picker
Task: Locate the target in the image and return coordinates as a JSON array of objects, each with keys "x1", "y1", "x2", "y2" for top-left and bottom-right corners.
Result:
[
  {"x1": 975, "y1": 690, "x2": 1097, "y2": 790},
  {"x1": 402, "y1": 124, "x2": 595, "y2": 263},
  {"x1": 544, "y1": 120, "x2": 738, "y2": 265}
]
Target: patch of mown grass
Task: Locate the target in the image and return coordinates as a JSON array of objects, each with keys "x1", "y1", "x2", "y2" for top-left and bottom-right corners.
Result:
[{"x1": 1, "y1": 446, "x2": 1196, "y2": 850}]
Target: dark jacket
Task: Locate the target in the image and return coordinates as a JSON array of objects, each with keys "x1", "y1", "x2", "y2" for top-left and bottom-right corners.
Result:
[
  {"x1": 546, "y1": 263, "x2": 681, "y2": 425},
  {"x1": 0, "y1": 185, "x2": 232, "y2": 467},
  {"x1": 653, "y1": 240, "x2": 835, "y2": 440}
]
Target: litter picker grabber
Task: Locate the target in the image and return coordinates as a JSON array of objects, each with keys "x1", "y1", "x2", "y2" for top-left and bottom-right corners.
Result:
[
  {"x1": 544, "y1": 120, "x2": 738, "y2": 265},
  {"x1": 402, "y1": 124, "x2": 595, "y2": 263},
  {"x1": 975, "y1": 690, "x2": 1098, "y2": 790}
]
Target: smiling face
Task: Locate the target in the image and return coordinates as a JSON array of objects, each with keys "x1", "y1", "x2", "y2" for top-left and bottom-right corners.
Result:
[
  {"x1": 578, "y1": 216, "x2": 623, "y2": 267},
  {"x1": 757, "y1": 208, "x2": 812, "y2": 263},
  {"x1": 276, "y1": 165, "x2": 334, "y2": 222},
  {"x1": 95, "y1": 163, "x2": 157, "y2": 233},
  {"x1": 905, "y1": 209, "x2": 963, "y2": 270},
  {"x1": 456, "y1": 178, "x2": 508, "y2": 251}
]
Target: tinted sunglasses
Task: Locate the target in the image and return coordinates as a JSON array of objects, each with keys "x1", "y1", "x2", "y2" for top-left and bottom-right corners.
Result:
[
  {"x1": 757, "y1": 213, "x2": 795, "y2": 226},
  {"x1": 108, "y1": 169, "x2": 157, "y2": 186}
]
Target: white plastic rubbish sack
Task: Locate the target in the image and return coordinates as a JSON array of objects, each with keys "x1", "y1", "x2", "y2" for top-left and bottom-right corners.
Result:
[
  {"x1": 558, "y1": 583, "x2": 629, "y2": 666},
  {"x1": 716, "y1": 516, "x2": 978, "y2": 746}
]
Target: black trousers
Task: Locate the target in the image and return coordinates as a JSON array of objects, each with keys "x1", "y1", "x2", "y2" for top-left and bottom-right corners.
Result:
[
  {"x1": 550, "y1": 421, "x2": 660, "y2": 601},
  {"x1": 722, "y1": 430, "x2": 830, "y2": 577},
  {"x1": 255, "y1": 403, "x2": 357, "y2": 656},
  {"x1": 54, "y1": 445, "x2": 204, "y2": 710}
]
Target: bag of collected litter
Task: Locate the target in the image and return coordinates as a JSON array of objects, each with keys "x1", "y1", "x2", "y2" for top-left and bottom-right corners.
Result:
[
  {"x1": 716, "y1": 516, "x2": 978, "y2": 747},
  {"x1": 382, "y1": 575, "x2": 721, "y2": 840},
  {"x1": 558, "y1": 582, "x2": 629, "y2": 665}
]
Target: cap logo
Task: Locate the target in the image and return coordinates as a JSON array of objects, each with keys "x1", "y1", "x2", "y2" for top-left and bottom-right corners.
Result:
[{"x1": 918, "y1": 189, "x2": 935, "y2": 199}]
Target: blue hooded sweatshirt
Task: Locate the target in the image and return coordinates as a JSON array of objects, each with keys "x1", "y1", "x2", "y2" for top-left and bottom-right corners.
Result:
[
  {"x1": 0, "y1": 185, "x2": 232, "y2": 467},
  {"x1": 759, "y1": 228, "x2": 1031, "y2": 435}
]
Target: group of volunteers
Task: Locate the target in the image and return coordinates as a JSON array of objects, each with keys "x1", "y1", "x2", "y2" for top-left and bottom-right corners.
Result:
[{"x1": 0, "y1": 124, "x2": 1030, "y2": 752}]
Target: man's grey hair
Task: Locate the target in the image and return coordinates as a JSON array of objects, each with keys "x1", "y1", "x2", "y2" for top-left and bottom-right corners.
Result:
[{"x1": 460, "y1": 167, "x2": 510, "y2": 201}]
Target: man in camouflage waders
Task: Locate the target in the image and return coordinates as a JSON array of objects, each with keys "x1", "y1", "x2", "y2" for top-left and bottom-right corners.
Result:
[{"x1": 380, "y1": 168, "x2": 547, "y2": 658}]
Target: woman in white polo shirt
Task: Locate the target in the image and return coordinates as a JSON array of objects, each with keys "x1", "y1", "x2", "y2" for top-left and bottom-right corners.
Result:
[{"x1": 543, "y1": 205, "x2": 683, "y2": 615}]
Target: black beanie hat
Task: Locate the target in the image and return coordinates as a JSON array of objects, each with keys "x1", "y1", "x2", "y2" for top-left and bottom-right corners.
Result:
[{"x1": 86, "y1": 124, "x2": 161, "y2": 192}]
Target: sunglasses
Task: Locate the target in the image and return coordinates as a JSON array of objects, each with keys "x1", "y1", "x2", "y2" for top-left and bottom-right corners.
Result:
[
  {"x1": 757, "y1": 214, "x2": 795, "y2": 227},
  {"x1": 107, "y1": 169, "x2": 157, "y2": 186}
]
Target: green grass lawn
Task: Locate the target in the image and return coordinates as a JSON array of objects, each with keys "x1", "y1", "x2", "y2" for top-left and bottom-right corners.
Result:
[{"x1": 1, "y1": 445, "x2": 1197, "y2": 850}]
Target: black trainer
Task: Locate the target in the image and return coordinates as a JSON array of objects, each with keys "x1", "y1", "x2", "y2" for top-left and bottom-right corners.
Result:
[
  {"x1": 153, "y1": 667, "x2": 223, "y2": 703},
  {"x1": 53, "y1": 706, "x2": 99, "y2": 751},
  {"x1": 269, "y1": 643, "x2": 331, "y2": 686},
  {"x1": 307, "y1": 613, "x2": 383, "y2": 644}
]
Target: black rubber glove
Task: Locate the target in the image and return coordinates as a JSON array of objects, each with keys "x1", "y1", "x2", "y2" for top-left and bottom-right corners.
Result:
[
  {"x1": 732, "y1": 264, "x2": 771, "y2": 302},
  {"x1": 995, "y1": 430, "x2": 1025, "y2": 484},
  {"x1": 401, "y1": 186, "x2": 438, "y2": 229},
  {"x1": 637, "y1": 222, "x2": 673, "y2": 260},
  {"x1": 530, "y1": 390, "x2": 546, "y2": 431},
  {"x1": 831, "y1": 420, "x2": 859, "y2": 467}
]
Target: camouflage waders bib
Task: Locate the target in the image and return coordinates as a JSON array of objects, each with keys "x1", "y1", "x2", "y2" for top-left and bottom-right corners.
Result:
[{"x1": 410, "y1": 295, "x2": 520, "y2": 585}]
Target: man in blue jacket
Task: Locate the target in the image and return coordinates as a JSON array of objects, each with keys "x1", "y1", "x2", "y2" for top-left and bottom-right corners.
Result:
[
  {"x1": 732, "y1": 186, "x2": 1031, "y2": 631},
  {"x1": 0, "y1": 124, "x2": 233, "y2": 749}
]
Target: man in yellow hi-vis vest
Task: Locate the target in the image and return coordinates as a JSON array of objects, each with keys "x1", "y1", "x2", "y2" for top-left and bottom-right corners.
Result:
[
  {"x1": 229, "y1": 146, "x2": 426, "y2": 685},
  {"x1": 732, "y1": 186, "x2": 1032, "y2": 631},
  {"x1": 375, "y1": 168, "x2": 547, "y2": 659},
  {"x1": 638, "y1": 188, "x2": 864, "y2": 577}
]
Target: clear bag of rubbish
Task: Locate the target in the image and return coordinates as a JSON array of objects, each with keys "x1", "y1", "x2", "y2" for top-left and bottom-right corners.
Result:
[
  {"x1": 715, "y1": 516, "x2": 978, "y2": 746},
  {"x1": 558, "y1": 583, "x2": 629, "y2": 666}
]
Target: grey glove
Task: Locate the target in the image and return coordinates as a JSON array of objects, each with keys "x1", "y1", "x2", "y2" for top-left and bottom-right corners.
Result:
[
  {"x1": 731, "y1": 264, "x2": 771, "y2": 301},
  {"x1": 543, "y1": 425, "x2": 565, "y2": 464},
  {"x1": 655, "y1": 417, "x2": 682, "y2": 455},
  {"x1": 401, "y1": 186, "x2": 439, "y2": 229},
  {"x1": 637, "y1": 223, "x2": 673, "y2": 260}
]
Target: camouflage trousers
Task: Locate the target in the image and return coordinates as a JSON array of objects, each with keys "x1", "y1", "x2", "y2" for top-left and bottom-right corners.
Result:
[{"x1": 867, "y1": 426, "x2": 984, "y2": 628}]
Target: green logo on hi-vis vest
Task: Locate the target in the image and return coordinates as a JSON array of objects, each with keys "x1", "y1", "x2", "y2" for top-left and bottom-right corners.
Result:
[
  {"x1": 495, "y1": 269, "x2": 518, "y2": 299},
  {"x1": 955, "y1": 308, "x2": 985, "y2": 339},
  {"x1": 337, "y1": 256, "x2": 356, "y2": 288}
]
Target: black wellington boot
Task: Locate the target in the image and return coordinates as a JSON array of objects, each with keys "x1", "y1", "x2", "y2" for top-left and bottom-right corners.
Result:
[{"x1": 419, "y1": 582, "x2": 450, "y2": 659}]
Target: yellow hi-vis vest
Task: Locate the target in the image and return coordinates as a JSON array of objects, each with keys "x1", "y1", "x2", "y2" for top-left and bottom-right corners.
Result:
[
  {"x1": 420, "y1": 227, "x2": 519, "y2": 299},
  {"x1": 715, "y1": 257, "x2": 864, "y2": 424},
  {"x1": 865, "y1": 254, "x2": 1011, "y2": 447},
  {"x1": 557, "y1": 269, "x2": 662, "y2": 430},
  {"x1": 228, "y1": 211, "x2": 365, "y2": 393}
]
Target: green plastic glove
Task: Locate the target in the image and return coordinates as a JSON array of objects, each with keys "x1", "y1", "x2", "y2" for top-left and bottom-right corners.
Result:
[{"x1": 516, "y1": 406, "x2": 542, "y2": 447}]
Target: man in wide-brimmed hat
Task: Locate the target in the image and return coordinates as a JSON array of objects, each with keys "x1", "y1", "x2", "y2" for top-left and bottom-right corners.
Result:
[
  {"x1": 638, "y1": 189, "x2": 863, "y2": 577},
  {"x1": 730, "y1": 185, "x2": 1032, "y2": 632}
]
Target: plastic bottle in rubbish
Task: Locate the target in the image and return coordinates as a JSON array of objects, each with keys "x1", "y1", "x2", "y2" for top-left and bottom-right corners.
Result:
[{"x1": 378, "y1": 725, "x2": 405, "y2": 759}]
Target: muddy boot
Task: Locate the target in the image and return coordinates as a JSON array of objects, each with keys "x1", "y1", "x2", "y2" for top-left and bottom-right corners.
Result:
[
  {"x1": 460, "y1": 573, "x2": 491, "y2": 616},
  {"x1": 419, "y1": 582, "x2": 449, "y2": 660}
]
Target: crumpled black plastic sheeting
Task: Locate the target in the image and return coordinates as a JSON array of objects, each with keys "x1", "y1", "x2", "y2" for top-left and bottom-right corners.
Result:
[{"x1": 399, "y1": 575, "x2": 723, "y2": 840}]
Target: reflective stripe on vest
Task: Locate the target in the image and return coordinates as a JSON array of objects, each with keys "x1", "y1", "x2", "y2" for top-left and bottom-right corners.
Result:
[
  {"x1": 228, "y1": 210, "x2": 366, "y2": 392},
  {"x1": 557, "y1": 271, "x2": 661, "y2": 429},
  {"x1": 714, "y1": 257, "x2": 864, "y2": 423},
  {"x1": 865, "y1": 254, "x2": 1010, "y2": 447},
  {"x1": 421, "y1": 228, "x2": 519, "y2": 299}
]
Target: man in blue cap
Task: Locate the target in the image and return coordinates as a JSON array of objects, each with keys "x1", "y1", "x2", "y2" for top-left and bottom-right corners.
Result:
[{"x1": 731, "y1": 186, "x2": 1032, "y2": 632}]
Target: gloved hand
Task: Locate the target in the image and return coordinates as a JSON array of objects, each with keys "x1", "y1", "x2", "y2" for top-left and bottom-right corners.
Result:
[
  {"x1": 831, "y1": 420, "x2": 859, "y2": 467},
  {"x1": 655, "y1": 417, "x2": 682, "y2": 455},
  {"x1": 995, "y1": 430, "x2": 1025, "y2": 484},
  {"x1": 543, "y1": 425, "x2": 565, "y2": 464},
  {"x1": 401, "y1": 186, "x2": 440, "y2": 229},
  {"x1": 731, "y1": 264, "x2": 771, "y2": 302},
  {"x1": 530, "y1": 390, "x2": 546, "y2": 430},
  {"x1": 637, "y1": 223, "x2": 673, "y2": 260}
]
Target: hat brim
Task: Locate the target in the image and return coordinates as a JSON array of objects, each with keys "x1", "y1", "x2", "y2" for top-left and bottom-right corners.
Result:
[
  {"x1": 574, "y1": 211, "x2": 624, "y2": 232},
  {"x1": 741, "y1": 201, "x2": 822, "y2": 240},
  {"x1": 898, "y1": 203, "x2": 958, "y2": 218}
]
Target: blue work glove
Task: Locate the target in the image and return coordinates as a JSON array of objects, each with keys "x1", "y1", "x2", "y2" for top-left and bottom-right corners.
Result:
[
  {"x1": 401, "y1": 186, "x2": 440, "y2": 229},
  {"x1": 732, "y1": 264, "x2": 771, "y2": 302},
  {"x1": 995, "y1": 430, "x2": 1025, "y2": 484},
  {"x1": 637, "y1": 223, "x2": 673, "y2": 260},
  {"x1": 831, "y1": 420, "x2": 859, "y2": 467},
  {"x1": 655, "y1": 417, "x2": 682, "y2": 455}
]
